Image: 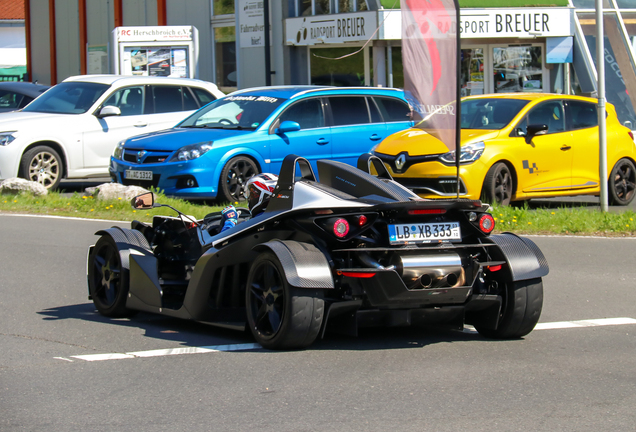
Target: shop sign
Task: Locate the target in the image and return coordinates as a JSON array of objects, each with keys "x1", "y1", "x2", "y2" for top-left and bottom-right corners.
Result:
[
  {"x1": 116, "y1": 26, "x2": 193, "y2": 42},
  {"x1": 285, "y1": 11, "x2": 377, "y2": 46},
  {"x1": 238, "y1": 0, "x2": 267, "y2": 47},
  {"x1": 460, "y1": 8, "x2": 571, "y2": 39}
]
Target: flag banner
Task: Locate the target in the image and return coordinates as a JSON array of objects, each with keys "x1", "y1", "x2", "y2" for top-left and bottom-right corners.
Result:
[{"x1": 402, "y1": 0, "x2": 458, "y2": 151}]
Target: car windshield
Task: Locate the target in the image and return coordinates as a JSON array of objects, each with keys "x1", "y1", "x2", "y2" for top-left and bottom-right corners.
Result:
[
  {"x1": 22, "y1": 82, "x2": 110, "y2": 114},
  {"x1": 461, "y1": 98, "x2": 530, "y2": 130},
  {"x1": 179, "y1": 95, "x2": 286, "y2": 130}
]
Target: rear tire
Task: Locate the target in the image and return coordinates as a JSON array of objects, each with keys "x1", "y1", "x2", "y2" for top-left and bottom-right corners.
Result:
[
  {"x1": 608, "y1": 158, "x2": 636, "y2": 206},
  {"x1": 474, "y1": 278, "x2": 543, "y2": 339},
  {"x1": 482, "y1": 162, "x2": 513, "y2": 206},
  {"x1": 219, "y1": 156, "x2": 258, "y2": 203},
  {"x1": 88, "y1": 236, "x2": 136, "y2": 317},
  {"x1": 19, "y1": 145, "x2": 63, "y2": 190},
  {"x1": 246, "y1": 251, "x2": 324, "y2": 349}
]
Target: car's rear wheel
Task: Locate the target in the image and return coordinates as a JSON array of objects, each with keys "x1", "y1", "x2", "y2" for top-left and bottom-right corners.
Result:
[
  {"x1": 246, "y1": 251, "x2": 324, "y2": 349},
  {"x1": 88, "y1": 236, "x2": 136, "y2": 317},
  {"x1": 608, "y1": 158, "x2": 636, "y2": 206},
  {"x1": 474, "y1": 278, "x2": 543, "y2": 339},
  {"x1": 482, "y1": 162, "x2": 513, "y2": 206},
  {"x1": 219, "y1": 156, "x2": 258, "y2": 203},
  {"x1": 19, "y1": 145, "x2": 63, "y2": 190}
]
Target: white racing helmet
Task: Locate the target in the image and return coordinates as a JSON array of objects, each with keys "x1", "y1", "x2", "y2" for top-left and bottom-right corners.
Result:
[{"x1": 245, "y1": 173, "x2": 278, "y2": 214}]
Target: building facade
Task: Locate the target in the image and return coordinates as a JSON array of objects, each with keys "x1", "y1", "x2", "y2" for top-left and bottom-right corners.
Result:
[{"x1": 25, "y1": 0, "x2": 636, "y2": 127}]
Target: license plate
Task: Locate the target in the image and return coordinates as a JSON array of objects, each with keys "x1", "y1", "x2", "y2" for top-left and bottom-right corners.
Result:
[
  {"x1": 124, "y1": 170, "x2": 153, "y2": 180},
  {"x1": 388, "y1": 222, "x2": 461, "y2": 244}
]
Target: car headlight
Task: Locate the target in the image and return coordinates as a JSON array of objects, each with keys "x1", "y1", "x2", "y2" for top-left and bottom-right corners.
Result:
[
  {"x1": 113, "y1": 140, "x2": 125, "y2": 160},
  {"x1": 0, "y1": 131, "x2": 17, "y2": 146},
  {"x1": 439, "y1": 141, "x2": 485, "y2": 165},
  {"x1": 168, "y1": 142, "x2": 213, "y2": 162}
]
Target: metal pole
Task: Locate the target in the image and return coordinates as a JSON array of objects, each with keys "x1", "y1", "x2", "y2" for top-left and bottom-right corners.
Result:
[
  {"x1": 455, "y1": 0, "x2": 461, "y2": 198},
  {"x1": 264, "y1": 0, "x2": 271, "y2": 86},
  {"x1": 596, "y1": 0, "x2": 608, "y2": 211}
]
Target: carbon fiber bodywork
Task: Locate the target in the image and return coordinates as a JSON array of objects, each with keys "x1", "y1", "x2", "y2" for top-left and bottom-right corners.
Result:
[{"x1": 87, "y1": 154, "x2": 550, "y2": 344}]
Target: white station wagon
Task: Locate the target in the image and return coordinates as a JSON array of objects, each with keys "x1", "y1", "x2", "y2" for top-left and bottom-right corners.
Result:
[{"x1": 0, "y1": 75, "x2": 224, "y2": 189}]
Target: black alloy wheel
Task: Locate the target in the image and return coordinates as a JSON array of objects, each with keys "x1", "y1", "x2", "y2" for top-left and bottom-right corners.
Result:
[
  {"x1": 219, "y1": 156, "x2": 258, "y2": 203},
  {"x1": 609, "y1": 158, "x2": 636, "y2": 206},
  {"x1": 246, "y1": 251, "x2": 324, "y2": 350},
  {"x1": 88, "y1": 236, "x2": 135, "y2": 317},
  {"x1": 482, "y1": 162, "x2": 513, "y2": 206}
]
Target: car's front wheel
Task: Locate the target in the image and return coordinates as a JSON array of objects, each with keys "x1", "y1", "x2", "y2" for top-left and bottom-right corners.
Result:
[
  {"x1": 482, "y1": 162, "x2": 513, "y2": 206},
  {"x1": 474, "y1": 278, "x2": 543, "y2": 339},
  {"x1": 608, "y1": 158, "x2": 636, "y2": 206},
  {"x1": 246, "y1": 251, "x2": 324, "y2": 349},
  {"x1": 88, "y1": 236, "x2": 136, "y2": 317},
  {"x1": 19, "y1": 145, "x2": 63, "y2": 190},
  {"x1": 219, "y1": 156, "x2": 258, "y2": 203}
]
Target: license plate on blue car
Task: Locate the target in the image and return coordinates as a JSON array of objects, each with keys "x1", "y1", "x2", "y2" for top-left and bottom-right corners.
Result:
[
  {"x1": 388, "y1": 222, "x2": 461, "y2": 244},
  {"x1": 124, "y1": 170, "x2": 153, "y2": 180}
]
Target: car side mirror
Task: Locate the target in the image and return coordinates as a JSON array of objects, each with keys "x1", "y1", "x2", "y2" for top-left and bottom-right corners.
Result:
[
  {"x1": 97, "y1": 105, "x2": 121, "y2": 118},
  {"x1": 275, "y1": 120, "x2": 301, "y2": 134},
  {"x1": 525, "y1": 124, "x2": 548, "y2": 144},
  {"x1": 131, "y1": 192, "x2": 155, "y2": 210}
]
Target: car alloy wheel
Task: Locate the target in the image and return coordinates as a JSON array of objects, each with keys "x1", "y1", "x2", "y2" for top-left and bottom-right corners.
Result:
[
  {"x1": 219, "y1": 156, "x2": 258, "y2": 203},
  {"x1": 19, "y1": 145, "x2": 63, "y2": 190},
  {"x1": 609, "y1": 158, "x2": 636, "y2": 206}
]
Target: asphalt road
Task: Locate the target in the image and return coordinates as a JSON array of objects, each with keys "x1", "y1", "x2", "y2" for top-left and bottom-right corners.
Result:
[{"x1": 1, "y1": 215, "x2": 635, "y2": 431}]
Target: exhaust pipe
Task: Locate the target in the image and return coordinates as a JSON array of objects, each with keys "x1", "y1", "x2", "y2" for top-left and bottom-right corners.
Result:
[{"x1": 390, "y1": 253, "x2": 464, "y2": 289}]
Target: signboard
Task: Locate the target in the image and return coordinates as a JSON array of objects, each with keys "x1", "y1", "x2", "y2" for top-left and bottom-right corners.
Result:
[
  {"x1": 460, "y1": 8, "x2": 571, "y2": 39},
  {"x1": 546, "y1": 36, "x2": 573, "y2": 63},
  {"x1": 285, "y1": 11, "x2": 377, "y2": 46},
  {"x1": 122, "y1": 47, "x2": 189, "y2": 77},
  {"x1": 116, "y1": 26, "x2": 193, "y2": 42},
  {"x1": 238, "y1": 0, "x2": 266, "y2": 47}
]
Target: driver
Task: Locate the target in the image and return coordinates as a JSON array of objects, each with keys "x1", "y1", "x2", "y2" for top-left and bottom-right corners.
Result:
[{"x1": 220, "y1": 173, "x2": 278, "y2": 233}]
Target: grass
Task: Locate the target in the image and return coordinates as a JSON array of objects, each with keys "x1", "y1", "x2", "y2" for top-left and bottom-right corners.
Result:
[{"x1": 1, "y1": 190, "x2": 635, "y2": 236}]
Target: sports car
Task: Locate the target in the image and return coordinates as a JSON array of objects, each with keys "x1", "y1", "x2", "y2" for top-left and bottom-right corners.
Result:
[{"x1": 87, "y1": 153, "x2": 549, "y2": 349}]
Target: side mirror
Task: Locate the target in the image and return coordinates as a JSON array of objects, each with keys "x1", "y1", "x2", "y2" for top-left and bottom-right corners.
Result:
[
  {"x1": 275, "y1": 120, "x2": 301, "y2": 134},
  {"x1": 525, "y1": 124, "x2": 548, "y2": 144},
  {"x1": 97, "y1": 105, "x2": 121, "y2": 118},
  {"x1": 131, "y1": 192, "x2": 154, "y2": 210}
]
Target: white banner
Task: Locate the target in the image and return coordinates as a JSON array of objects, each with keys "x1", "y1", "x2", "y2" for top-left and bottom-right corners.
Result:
[
  {"x1": 116, "y1": 26, "x2": 193, "y2": 42},
  {"x1": 460, "y1": 8, "x2": 571, "y2": 39},
  {"x1": 238, "y1": 0, "x2": 266, "y2": 47}
]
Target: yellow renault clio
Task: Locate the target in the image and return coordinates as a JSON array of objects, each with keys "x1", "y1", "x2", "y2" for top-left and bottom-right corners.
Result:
[{"x1": 373, "y1": 94, "x2": 636, "y2": 206}]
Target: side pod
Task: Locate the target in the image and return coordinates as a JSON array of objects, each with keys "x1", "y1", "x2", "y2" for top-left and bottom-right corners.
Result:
[
  {"x1": 254, "y1": 240, "x2": 334, "y2": 289},
  {"x1": 485, "y1": 233, "x2": 549, "y2": 281}
]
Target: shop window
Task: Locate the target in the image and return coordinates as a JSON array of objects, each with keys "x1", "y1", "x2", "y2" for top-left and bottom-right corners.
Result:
[
  {"x1": 299, "y1": 0, "x2": 312, "y2": 16},
  {"x1": 493, "y1": 46, "x2": 543, "y2": 93},
  {"x1": 311, "y1": 47, "x2": 369, "y2": 86},
  {"x1": 571, "y1": 0, "x2": 612, "y2": 7},
  {"x1": 338, "y1": 0, "x2": 369, "y2": 13},
  {"x1": 578, "y1": 12, "x2": 636, "y2": 127},
  {"x1": 616, "y1": 0, "x2": 636, "y2": 8},
  {"x1": 214, "y1": 26, "x2": 237, "y2": 93},
  {"x1": 620, "y1": 12, "x2": 636, "y2": 56},
  {"x1": 279, "y1": 99, "x2": 325, "y2": 129},
  {"x1": 329, "y1": 97, "x2": 370, "y2": 126},
  {"x1": 461, "y1": 48, "x2": 484, "y2": 96},
  {"x1": 212, "y1": 0, "x2": 234, "y2": 16}
]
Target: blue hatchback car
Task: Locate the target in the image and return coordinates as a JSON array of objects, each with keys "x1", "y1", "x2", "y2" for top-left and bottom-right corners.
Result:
[{"x1": 110, "y1": 86, "x2": 412, "y2": 201}]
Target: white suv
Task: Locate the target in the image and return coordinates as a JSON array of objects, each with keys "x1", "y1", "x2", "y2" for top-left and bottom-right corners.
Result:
[{"x1": 0, "y1": 75, "x2": 224, "y2": 189}]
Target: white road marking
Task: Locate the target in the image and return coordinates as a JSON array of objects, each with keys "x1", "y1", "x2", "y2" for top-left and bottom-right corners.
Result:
[
  {"x1": 69, "y1": 343, "x2": 261, "y2": 362},
  {"x1": 62, "y1": 318, "x2": 636, "y2": 362}
]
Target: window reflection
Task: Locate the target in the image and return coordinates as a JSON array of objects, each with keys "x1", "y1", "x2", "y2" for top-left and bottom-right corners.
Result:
[
  {"x1": 578, "y1": 12, "x2": 636, "y2": 126},
  {"x1": 492, "y1": 46, "x2": 543, "y2": 93},
  {"x1": 214, "y1": 27, "x2": 237, "y2": 93}
]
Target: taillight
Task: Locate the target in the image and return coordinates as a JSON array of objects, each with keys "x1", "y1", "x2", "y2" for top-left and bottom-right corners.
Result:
[
  {"x1": 357, "y1": 215, "x2": 368, "y2": 226},
  {"x1": 333, "y1": 218, "x2": 350, "y2": 238},
  {"x1": 479, "y1": 214, "x2": 495, "y2": 234},
  {"x1": 629, "y1": 131, "x2": 634, "y2": 140}
]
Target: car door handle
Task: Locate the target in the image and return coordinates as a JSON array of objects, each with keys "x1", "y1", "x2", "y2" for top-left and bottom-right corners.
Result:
[
  {"x1": 134, "y1": 122, "x2": 148, "y2": 127},
  {"x1": 316, "y1": 138, "x2": 329, "y2": 145},
  {"x1": 370, "y1": 134, "x2": 382, "y2": 141},
  {"x1": 560, "y1": 145, "x2": 571, "y2": 151}
]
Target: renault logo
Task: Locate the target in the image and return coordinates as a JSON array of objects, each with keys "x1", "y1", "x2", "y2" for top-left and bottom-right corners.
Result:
[
  {"x1": 395, "y1": 154, "x2": 406, "y2": 171},
  {"x1": 137, "y1": 150, "x2": 147, "y2": 163}
]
